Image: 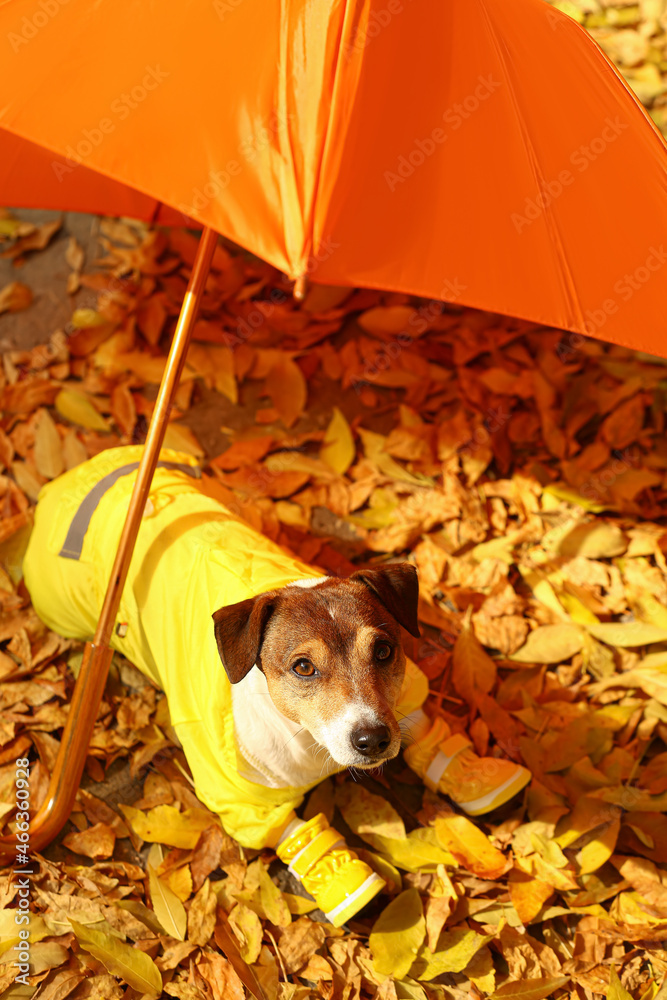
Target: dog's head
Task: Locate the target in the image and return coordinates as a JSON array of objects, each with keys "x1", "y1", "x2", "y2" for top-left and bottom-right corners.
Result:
[{"x1": 212, "y1": 564, "x2": 420, "y2": 769}]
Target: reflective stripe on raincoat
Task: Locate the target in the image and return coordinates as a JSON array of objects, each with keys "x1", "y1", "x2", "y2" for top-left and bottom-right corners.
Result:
[{"x1": 23, "y1": 446, "x2": 428, "y2": 848}]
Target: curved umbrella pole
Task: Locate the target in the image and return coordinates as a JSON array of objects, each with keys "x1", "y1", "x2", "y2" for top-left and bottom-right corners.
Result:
[{"x1": 0, "y1": 226, "x2": 219, "y2": 864}]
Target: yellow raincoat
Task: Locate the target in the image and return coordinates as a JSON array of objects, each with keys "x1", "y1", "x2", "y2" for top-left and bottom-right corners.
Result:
[{"x1": 24, "y1": 446, "x2": 427, "y2": 849}]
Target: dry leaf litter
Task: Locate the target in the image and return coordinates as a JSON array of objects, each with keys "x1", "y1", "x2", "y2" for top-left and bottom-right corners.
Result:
[{"x1": 0, "y1": 216, "x2": 665, "y2": 1000}]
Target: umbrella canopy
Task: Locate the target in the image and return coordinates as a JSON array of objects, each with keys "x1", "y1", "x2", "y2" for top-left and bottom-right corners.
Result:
[{"x1": 1, "y1": 0, "x2": 666, "y2": 353}]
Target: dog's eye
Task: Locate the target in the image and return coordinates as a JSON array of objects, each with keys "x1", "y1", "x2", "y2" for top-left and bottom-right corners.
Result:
[
  {"x1": 375, "y1": 643, "x2": 393, "y2": 662},
  {"x1": 292, "y1": 659, "x2": 317, "y2": 678}
]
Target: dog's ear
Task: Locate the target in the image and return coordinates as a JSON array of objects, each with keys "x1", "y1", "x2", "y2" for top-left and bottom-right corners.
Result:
[
  {"x1": 212, "y1": 592, "x2": 277, "y2": 684},
  {"x1": 350, "y1": 563, "x2": 421, "y2": 637}
]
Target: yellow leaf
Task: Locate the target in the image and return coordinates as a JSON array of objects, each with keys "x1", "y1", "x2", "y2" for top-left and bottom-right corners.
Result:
[
  {"x1": 510, "y1": 623, "x2": 584, "y2": 663},
  {"x1": 471, "y1": 531, "x2": 523, "y2": 564},
  {"x1": 587, "y1": 662, "x2": 667, "y2": 704},
  {"x1": 356, "y1": 849, "x2": 403, "y2": 895},
  {"x1": 0, "y1": 912, "x2": 47, "y2": 950},
  {"x1": 452, "y1": 623, "x2": 496, "y2": 705},
  {"x1": 33, "y1": 409, "x2": 64, "y2": 480},
  {"x1": 518, "y1": 568, "x2": 568, "y2": 621},
  {"x1": 543, "y1": 483, "x2": 606, "y2": 513},
  {"x1": 256, "y1": 861, "x2": 291, "y2": 928},
  {"x1": 335, "y1": 783, "x2": 406, "y2": 840},
  {"x1": 70, "y1": 919, "x2": 162, "y2": 996},
  {"x1": 11, "y1": 459, "x2": 43, "y2": 502},
  {"x1": 369, "y1": 889, "x2": 425, "y2": 979},
  {"x1": 489, "y1": 977, "x2": 570, "y2": 1000},
  {"x1": 166, "y1": 865, "x2": 193, "y2": 902},
  {"x1": 321, "y1": 407, "x2": 355, "y2": 475},
  {"x1": 411, "y1": 927, "x2": 490, "y2": 980},
  {"x1": 228, "y1": 902, "x2": 263, "y2": 964},
  {"x1": 434, "y1": 815, "x2": 510, "y2": 879},
  {"x1": 578, "y1": 816, "x2": 621, "y2": 874},
  {"x1": 372, "y1": 828, "x2": 456, "y2": 873},
  {"x1": 187, "y1": 343, "x2": 237, "y2": 403},
  {"x1": 264, "y1": 451, "x2": 336, "y2": 480},
  {"x1": 55, "y1": 389, "x2": 110, "y2": 431},
  {"x1": 283, "y1": 893, "x2": 318, "y2": 915},
  {"x1": 585, "y1": 621, "x2": 667, "y2": 648},
  {"x1": 558, "y1": 521, "x2": 627, "y2": 559},
  {"x1": 147, "y1": 863, "x2": 187, "y2": 940},
  {"x1": 358, "y1": 305, "x2": 417, "y2": 336},
  {"x1": 162, "y1": 422, "x2": 204, "y2": 457},
  {"x1": 358, "y1": 428, "x2": 425, "y2": 485},
  {"x1": 467, "y1": 944, "x2": 496, "y2": 996},
  {"x1": 608, "y1": 967, "x2": 634, "y2": 1000},
  {"x1": 265, "y1": 355, "x2": 307, "y2": 428},
  {"x1": 71, "y1": 308, "x2": 107, "y2": 328},
  {"x1": 120, "y1": 804, "x2": 216, "y2": 849}
]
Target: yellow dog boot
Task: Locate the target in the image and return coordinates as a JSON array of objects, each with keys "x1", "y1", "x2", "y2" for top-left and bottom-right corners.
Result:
[
  {"x1": 403, "y1": 713, "x2": 530, "y2": 815},
  {"x1": 276, "y1": 813, "x2": 385, "y2": 927}
]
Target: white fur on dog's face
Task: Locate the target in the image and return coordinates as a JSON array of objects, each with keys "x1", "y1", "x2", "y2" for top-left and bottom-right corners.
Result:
[{"x1": 258, "y1": 582, "x2": 406, "y2": 769}]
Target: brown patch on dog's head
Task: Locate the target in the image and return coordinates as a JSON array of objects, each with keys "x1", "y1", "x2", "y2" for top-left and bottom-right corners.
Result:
[
  {"x1": 211, "y1": 564, "x2": 420, "y2": 768},
  {"x1": 212, "y1": 591, "x2": 277, "y2": 684}
]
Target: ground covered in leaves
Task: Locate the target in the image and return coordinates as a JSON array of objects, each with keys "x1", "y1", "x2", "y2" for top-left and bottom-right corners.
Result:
[
  {"x1": 546, "y1": 0, "x2": 667, "y2": 136},
  {"x1": 0, "y1": 213, "x2": 666, "y2": 1000}
]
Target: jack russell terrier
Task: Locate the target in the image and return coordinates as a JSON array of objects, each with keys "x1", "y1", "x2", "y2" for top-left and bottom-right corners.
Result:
[{"x1": 24, "y1": 445, "x2": 530, "y2": 924}]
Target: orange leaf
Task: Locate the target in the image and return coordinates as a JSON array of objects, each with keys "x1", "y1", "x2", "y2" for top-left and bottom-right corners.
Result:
[
  {"x1": 0, "y1": 281, "x2": 32, "y2": 314},
  {"x1": 508, "y1": 869, "x2": 555, "y2": 924},
  {"x1": 110, "y1": 384, "x2": 137, "y2": 437},
  {"x1": 264, "y1": 355, "x2": 307, "y2": 428},
  {"x1": 452, "y1": 621, "x2": 497, "y2": 706},
  {"x1": 434, "y1": 815, "x2": 510, "y2": 879}
]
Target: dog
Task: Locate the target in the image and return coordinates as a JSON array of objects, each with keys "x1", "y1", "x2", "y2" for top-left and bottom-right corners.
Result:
[{"x1": 24, "y1": 445, "x2": 428, "y2": 850}]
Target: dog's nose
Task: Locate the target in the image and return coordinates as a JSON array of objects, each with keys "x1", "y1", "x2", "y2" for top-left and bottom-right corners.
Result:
[{"x1": 351, "y1": 725, "x2": 391, "y2": 757}]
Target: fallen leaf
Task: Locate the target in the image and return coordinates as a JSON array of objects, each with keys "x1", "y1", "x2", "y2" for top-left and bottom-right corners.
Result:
[
  {"x1": 510, "y1": 623, "x2": 584, "y2": 663},
  {"x1": 148, "y1": 863, "x2": 187, "y2": 941},
  {"x1": 264, "y1": 355, "x2": 307, "y2": 427},
  {"x1": 33, "y1": 408, "x2": 65, "y2": 480},
  {"x1": 120, "y1": 804, "x2": 217, "y2": 849},
  {"x1": 321, "y1": 407, "x2": 355, "y2": 475},
  {"x1": 434, "y1": 815, "x2": 511, "y2": 879},
  {"x1": 452, "y1": 620, "x2": 497, "y2": 705},
  {"x1": 489, "y1": 977, "x2": 570, "y2": 1000},
  {"x1": 227, "y1": 903, "x2": 263, "y2": 964},
  {"x1": 369, "y1": 889, "x2": 425, "y2": 979},
  {"x1": 55, "y1": 389, "x2": 110, "y2": 431},
  {"x1": 62, "y1": 822, "x2": 116, "y2": 860},
  {"x1": 70, "y1": 919, "x2": 162, "y2": 996},
  {"x1": 0, "y1": 281, "x2": 32, "y2": 314},
  {"x1": 411, "y1": 926, "x2": 490, "y2": 980}
]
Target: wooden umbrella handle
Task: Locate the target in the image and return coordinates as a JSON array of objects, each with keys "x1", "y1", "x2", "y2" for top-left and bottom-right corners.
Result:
[{"x1": 0, "y1": 226, "x2": 219, "y2": 863}]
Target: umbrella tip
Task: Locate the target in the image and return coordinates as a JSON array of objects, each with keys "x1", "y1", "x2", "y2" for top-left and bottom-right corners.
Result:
[{"x1": 293, "y1": 274, "x2": 308, "y2": 303}]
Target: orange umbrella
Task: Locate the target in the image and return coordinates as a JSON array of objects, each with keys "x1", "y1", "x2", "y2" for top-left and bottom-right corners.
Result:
[
  {"x1": 2, "y1": 0, "x2": 667, "y2": 351},
  {"x1": 1, "y1": 0, "x2": 666, "y2": 858}
]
